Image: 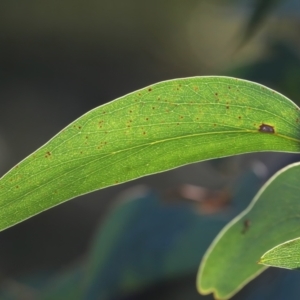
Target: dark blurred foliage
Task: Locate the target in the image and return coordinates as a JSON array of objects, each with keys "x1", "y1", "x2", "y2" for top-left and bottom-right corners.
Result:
[{"x1": 1, "y1": 0, "x2": 300, "y2": 299}]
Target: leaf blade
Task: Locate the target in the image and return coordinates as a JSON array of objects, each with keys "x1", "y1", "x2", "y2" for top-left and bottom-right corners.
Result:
[
  {"x1": 197, "y1": 162, "x2": 300, "y2": 299},
  {"x1": 259, "y1": 237, "x2": 300, "y2": 270},
  {"x1": 1, "y1": 76, "x2": 300, "y2": 231}
]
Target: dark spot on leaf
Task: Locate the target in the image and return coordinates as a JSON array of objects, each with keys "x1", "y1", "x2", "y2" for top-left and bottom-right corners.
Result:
[
  {"x1": 215, "y1": 93, "x2": 218, "y2": 96},
  {"x1": 78, "y1": 126, "x2": 82, "y2": 129},
  {"x1": 228, "y1": 86, "x2": 231, "y2": 89},
  {"x1": 152, "y1": 107, "x2": 155, "y2": 109},
  {"x1": 259, "y1": 124, "x2": 275, "y2": 134},
  {"x1": 16, "y1": 185, "x2": 19, "y2": 189},
  {"x1": 242, "y1": 219, "x2": 251, "y2": 234},
  {"x1": 194, "y1": 86, "x2": 199, "y2": 91},
  {"x1": 213, "y1": 123, "x2": 216, "y2": 127},
  {"x1": 238, "y1": 116, "x2": 241, "y2": 119},
  {"x1": 148, "y1": 88, "x2": 152, "y2": 92},
  {"x1": 143, "y1": 132, "x2": 146, "y2": 135},
  {"x1": 129, "y1": 110, "x2": 132, "y2": 113},
  {"x1": 145, "y1": 118, "x2": 149, "y2": 121},
  {"x1": 45, "y1": 151, "x2": 51, "y2": 158},
  {"x1": 226, "y1": 106, "x2": 229, "y2": 109}
]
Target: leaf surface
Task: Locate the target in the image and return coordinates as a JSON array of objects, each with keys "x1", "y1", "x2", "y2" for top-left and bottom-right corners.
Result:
[
  {"x1": 259, "y1": 237, "x2": 300, "y2": 270},
  {"x1": 198, "y1": 162, "x2": 300, "y2": 299},
  {"x1": 1, "y1": 76, "x2": 300, "y2": 231}
]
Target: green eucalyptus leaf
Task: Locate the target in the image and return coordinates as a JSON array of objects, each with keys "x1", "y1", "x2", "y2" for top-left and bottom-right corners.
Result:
[
  {"x1": 198, "y1": 162, "x2": 300, "y2": 299},
  {"x1": 1, "y1": 76, "x2": 300, "y2": 231},
  {"x1": 259, "y1": 237, "x2": 300, "y2": 270}
]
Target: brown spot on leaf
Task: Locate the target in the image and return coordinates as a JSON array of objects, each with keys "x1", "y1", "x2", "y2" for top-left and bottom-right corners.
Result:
[
  {"x1": 148, "y1": 88, "x2": 152, "y2": 92},
  {"x1": 45, "y1": 151, "x2": 51, "y2": 158},
  {"x1": 259, "y1": 124, "x2": 275, "y2": 134},
  {"x1": 242, "y1": 219, "x2": 251, "y2": 234}
]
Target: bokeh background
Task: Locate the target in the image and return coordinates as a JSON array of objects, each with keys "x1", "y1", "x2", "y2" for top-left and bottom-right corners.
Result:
[{"x1": 1, "y1": 0, "x2": 300, "y2": 299}]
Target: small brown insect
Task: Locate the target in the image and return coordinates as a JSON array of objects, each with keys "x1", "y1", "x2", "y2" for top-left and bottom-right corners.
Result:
[
  {"x1": 259, "y1": 124, "x2": 275, "y2": 134},
  {"x1": 241, "y1": 219, "x2": 251, "y2": 234}
]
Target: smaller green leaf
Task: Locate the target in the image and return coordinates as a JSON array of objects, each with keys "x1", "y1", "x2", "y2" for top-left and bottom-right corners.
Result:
[
  {"x1": 197, "y1": 162, "x2": 300, "y2": 299},
  {"x1": 259, "y1": 237, "x2": 300, "y2": 270}
]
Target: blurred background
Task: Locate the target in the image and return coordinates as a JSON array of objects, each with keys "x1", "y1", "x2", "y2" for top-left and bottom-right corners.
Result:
[{"x1": 1, "y1": 0, "x2": 300, "y2": 299}]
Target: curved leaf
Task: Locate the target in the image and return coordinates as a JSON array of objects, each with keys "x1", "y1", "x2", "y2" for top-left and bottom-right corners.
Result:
[
  {"x1": 0, "y1": 76, "x2": 300, "y2": 231},
  {"x1": 259, "y1": 237, "x2": 300, "y2": 270},
  {"x1": 197, "y1": 162, "x2": 300, "y2": 299}
]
